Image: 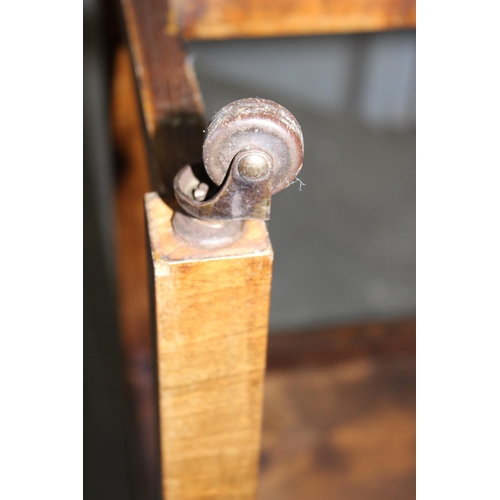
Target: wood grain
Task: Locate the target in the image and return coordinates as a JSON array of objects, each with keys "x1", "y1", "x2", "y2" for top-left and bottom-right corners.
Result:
[
  {"x1": 120, "y1": 0, "x2": 206, "y2": 202},
  {"x1": 259, "y1": 353, "x2": 416, "y2": 500},
  {"x1": 145, "y1": 192, "x2": 274, "y2": 500},
  {"x1": 166, "y1": 0, "x2": 416, "y2": 40}
]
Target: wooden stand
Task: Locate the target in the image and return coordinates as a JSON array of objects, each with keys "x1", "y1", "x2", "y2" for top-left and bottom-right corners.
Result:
[{"x1": 145, "y1": 192, "x2": 273, "y2": 500}]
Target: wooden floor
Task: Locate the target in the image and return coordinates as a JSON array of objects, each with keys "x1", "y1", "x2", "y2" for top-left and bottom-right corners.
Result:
[{"x1": 259, "y1": 319, "x2": 416, "y2": 500}]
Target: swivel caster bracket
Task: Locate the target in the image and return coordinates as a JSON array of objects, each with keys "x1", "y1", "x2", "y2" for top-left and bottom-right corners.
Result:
[{"x1": 172, "y1": 98, "x2": 304, "y2": 247}]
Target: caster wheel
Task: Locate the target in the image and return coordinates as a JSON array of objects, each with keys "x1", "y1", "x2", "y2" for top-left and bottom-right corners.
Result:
[{"x1": 203, "y1": 98, "x2": 304, "y2": 194}]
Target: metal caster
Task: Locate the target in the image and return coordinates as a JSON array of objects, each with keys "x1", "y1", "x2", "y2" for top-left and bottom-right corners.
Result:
[{"x1": 172, "y1": 98, "x2": 304, "y2": 247}]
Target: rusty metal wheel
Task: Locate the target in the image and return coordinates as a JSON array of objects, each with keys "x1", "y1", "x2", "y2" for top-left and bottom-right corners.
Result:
[{"x1": 203, "y1": 98, "x2": 304, "y2": 195}]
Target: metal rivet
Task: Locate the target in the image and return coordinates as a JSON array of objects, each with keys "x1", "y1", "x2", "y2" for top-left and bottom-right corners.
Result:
[{"x1": 237, "y1": 152, "x2": 271, "y2": 181}]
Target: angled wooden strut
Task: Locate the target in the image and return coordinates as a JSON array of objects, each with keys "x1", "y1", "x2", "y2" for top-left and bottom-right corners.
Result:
[
  {"x1": 121, "y1": 0, "x2": 206, "y2": 201},
  {"x1": 145, "y1": 192, "x2": 273, "y2": 499}
]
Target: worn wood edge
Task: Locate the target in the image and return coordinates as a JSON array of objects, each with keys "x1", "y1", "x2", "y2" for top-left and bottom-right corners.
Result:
[
  {"x1": 166, "y1": 0, "x2": 416, "y2": 40},
  {"x1": 121, "y1": 0, "x2": 156, "y2": 136},
  {"x1": 175, "y1": 22, "x2": 417, "y2": 42},
  {"x1": 120, "y1": 0, "x2": 206, "y2": 198},
  {"x1": 121, "y1": 0, "x2": 205, "y2": 130},
  {"x1": 145, "y1": 192, "x2": 273, "y2": 275}
]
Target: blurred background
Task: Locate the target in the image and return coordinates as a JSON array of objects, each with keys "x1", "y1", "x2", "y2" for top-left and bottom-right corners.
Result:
[
  {"x1": 189, "y1": 34, "x2": 415, "y2": 329},
  {"x1": 84, "y1": 0, "x2": 415, "y2": 498}
]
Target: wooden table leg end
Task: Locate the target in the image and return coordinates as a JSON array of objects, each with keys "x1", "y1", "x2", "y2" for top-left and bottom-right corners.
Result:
[{"x1": 145, "y1": 192, "x2": 273, "y2": 500}]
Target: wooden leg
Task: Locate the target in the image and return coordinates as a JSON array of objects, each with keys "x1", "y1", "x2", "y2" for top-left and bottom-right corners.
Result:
[{"x1": 145, "y1": 192, "x2": 273, "y2": 500}]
